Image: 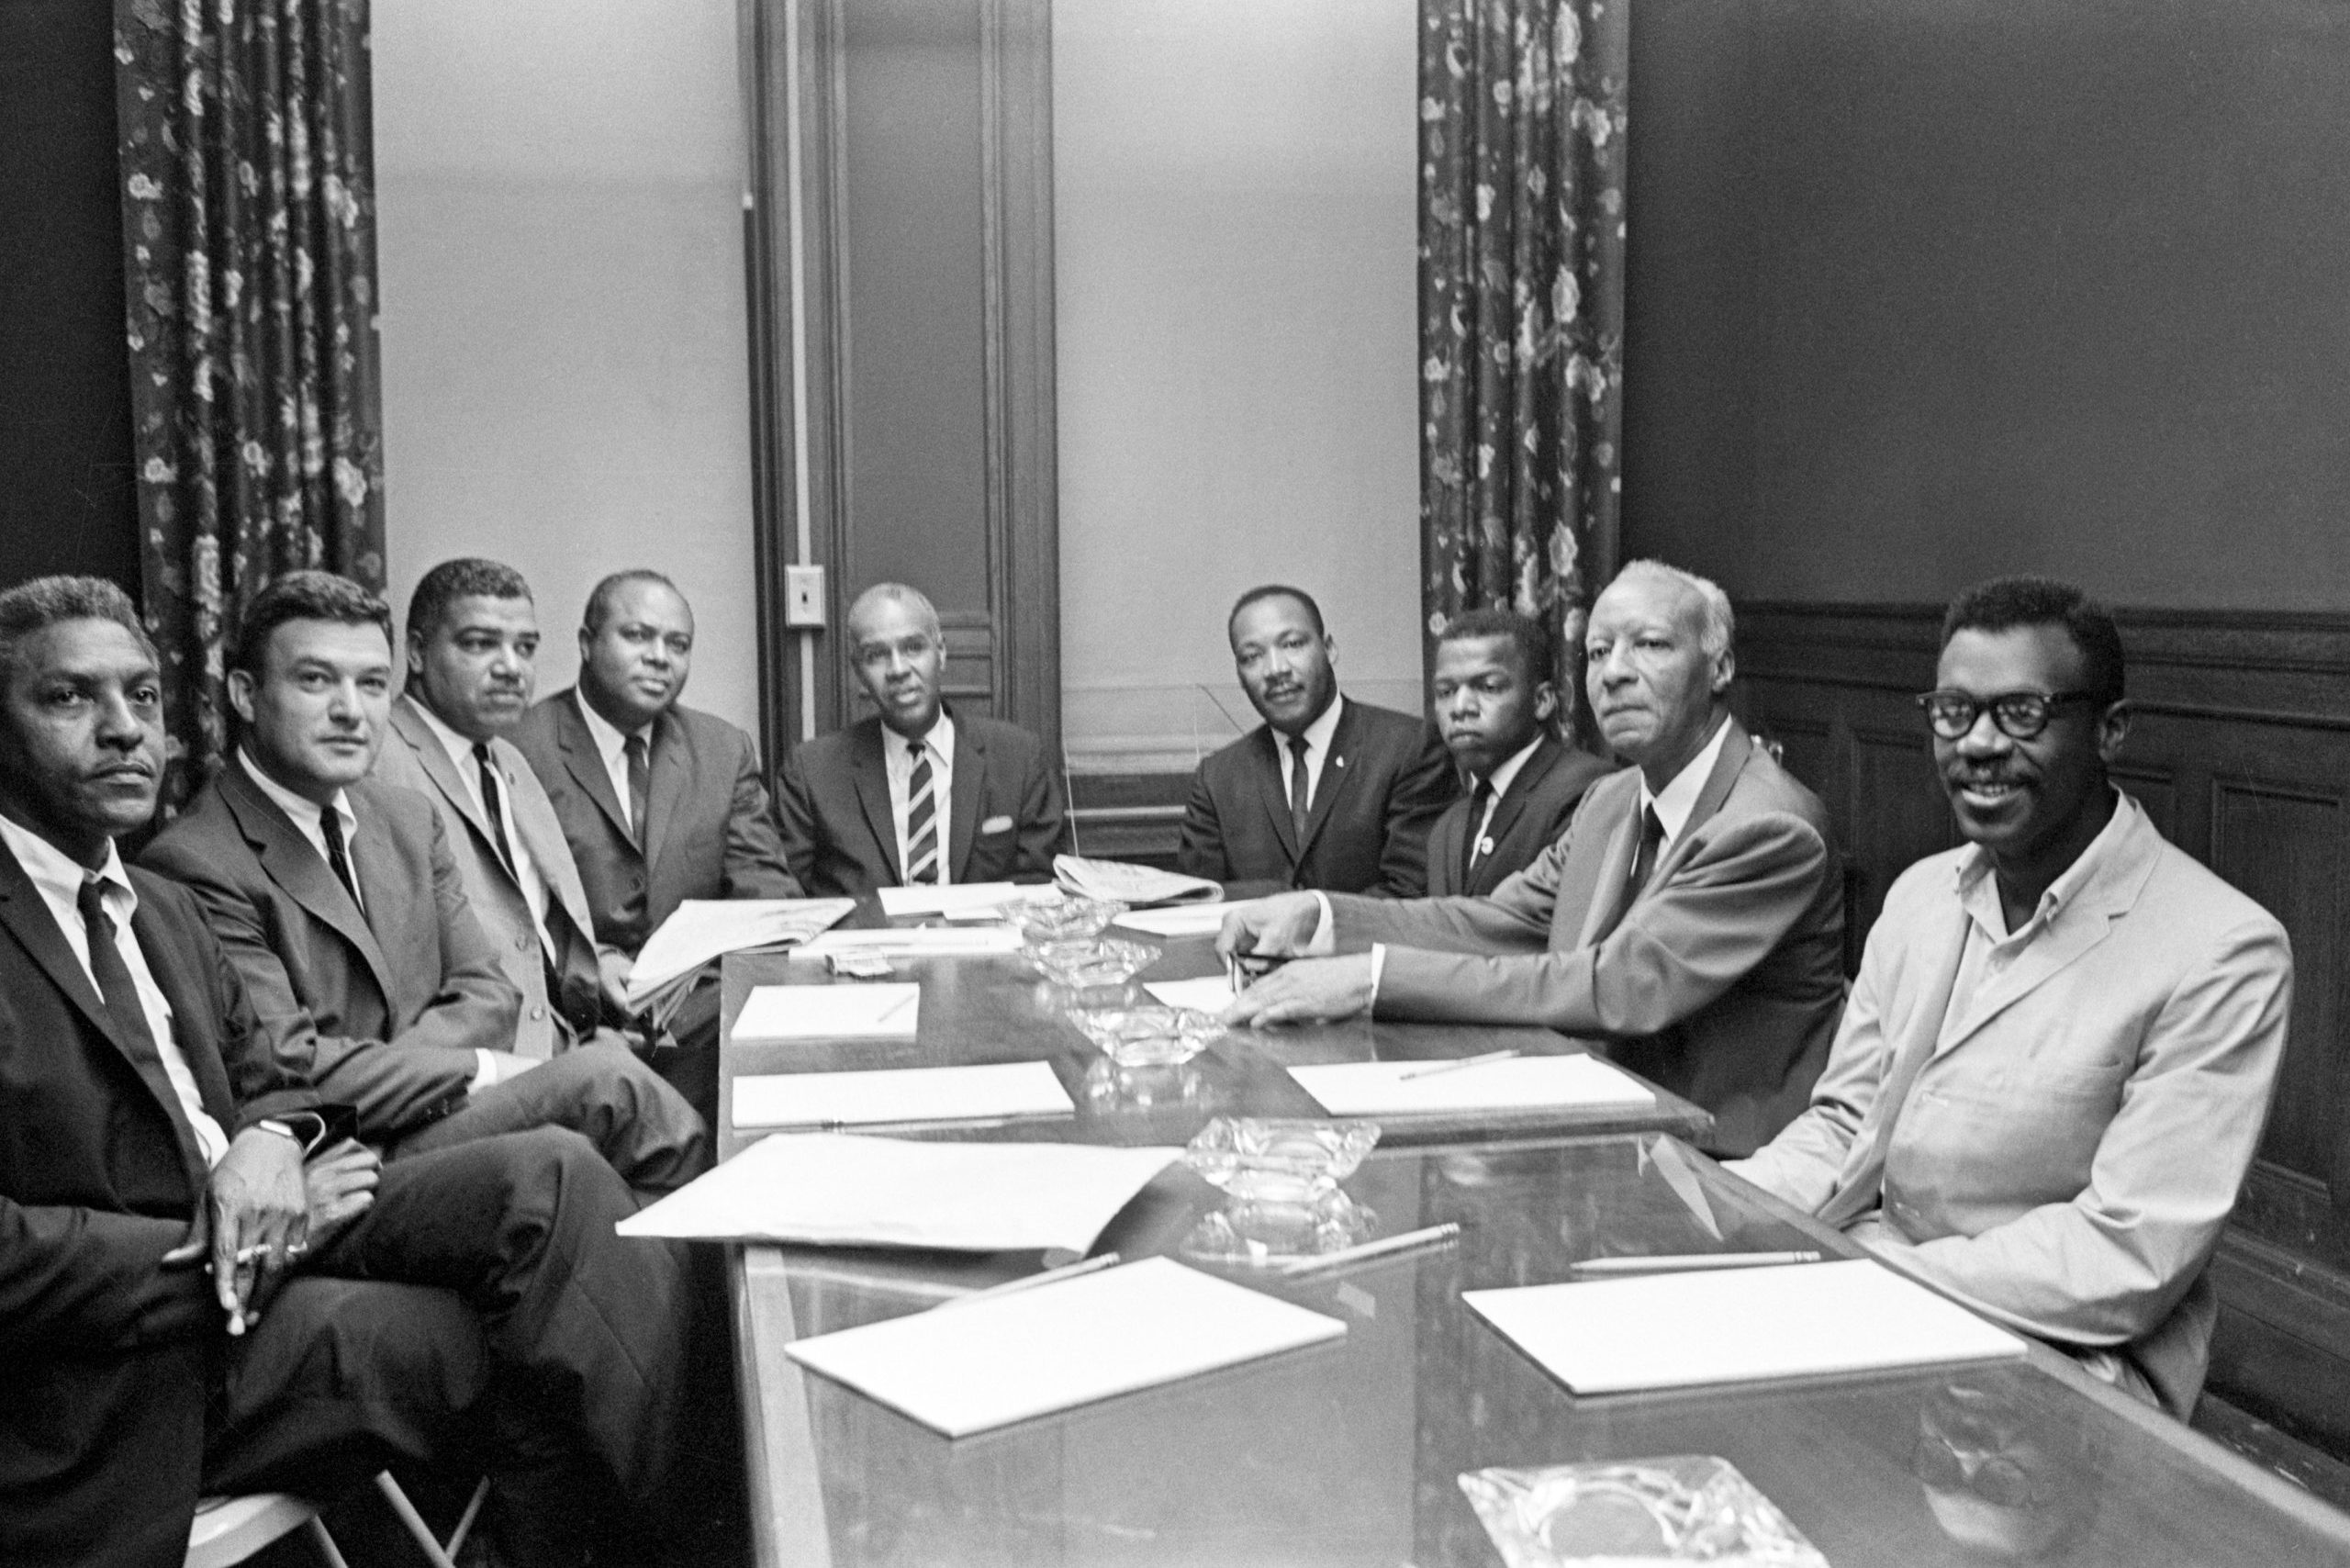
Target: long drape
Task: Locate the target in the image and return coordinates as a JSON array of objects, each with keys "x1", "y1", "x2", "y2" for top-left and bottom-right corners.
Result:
[
  {"x1": 1419, "y1": 0, "x2": 1628, "y2": 745},
  {"x1": 117, "y1": 0, "x2": 385, "y2": 803}
]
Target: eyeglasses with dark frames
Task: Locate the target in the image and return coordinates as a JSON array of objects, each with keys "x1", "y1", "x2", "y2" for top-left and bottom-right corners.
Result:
[{"x1": 1914, "y1": 689, "x2": 2105, "y2": 741}]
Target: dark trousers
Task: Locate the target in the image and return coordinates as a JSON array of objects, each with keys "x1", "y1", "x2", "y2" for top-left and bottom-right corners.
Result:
[{"x1": 393, "y1": 1041, "x2": 711, "y2": 1194}]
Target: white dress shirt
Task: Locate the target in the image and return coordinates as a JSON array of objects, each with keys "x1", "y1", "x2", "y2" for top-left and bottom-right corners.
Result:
[
  {"x1": 574, "y1": 689, "x2": 652, "y2": 838},
  {"x1": 0, "y1": 815, "x2": 230, "y2": 1167},
  {"x1": 1279, "y1": 694, "x2": 1346, "y2": 814},
  {"x1": 1639, "y1": 712, "x2": 1733, "y2": 856},
  {"x1": 239, "y1": 749, "x2": 364, "y2": 913},
  {"x1": 411, "y1": 700, "x2": 549, "y2": 929},
  {"x1": 1464, "y1": 733, "x2": 1545, "y2": 862},
  {"x1": 884, "y1": 711, "x2": 957, "y2": 886}
]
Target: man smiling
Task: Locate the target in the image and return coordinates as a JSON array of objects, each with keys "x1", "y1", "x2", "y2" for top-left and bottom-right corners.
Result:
[
  {"x1": 1731, "y1": 577, "x2": 2290, "y2": 1418},
  {"x1": 1219, "y1": 561, "x2": 1844, "y2": 1154}
]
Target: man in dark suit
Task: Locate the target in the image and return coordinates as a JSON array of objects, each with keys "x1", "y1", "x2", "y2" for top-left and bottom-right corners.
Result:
[
  {"x1": 1177, "y1": 585, "x2": 1456, "y2": 897},
  {"x1": 776, "y1": 582, "x2": 1069, "y2": 897},
  {"x1": 1222, "y1": 562, "x2": 1845, "y2": 1154},
  {"x1": 142, "y1": 572, "x2": 707, "y2": 1191},
  {"x1": 1424, "y1": 608, "x2": 1614, "y2": 897},
  {"x1": 374, "y1": 557, "x2": 619, "y2": 1061},
  {"x1": 0, "y1": 577, "x2": 709, "y2": 1568}
]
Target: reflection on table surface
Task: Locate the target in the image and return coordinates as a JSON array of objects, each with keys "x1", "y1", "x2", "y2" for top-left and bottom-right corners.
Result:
[
  {"x1": 732, "y1": 1134, "x2": 2350, "y2": 1568},
  {"x1": 717, "y1": 935, "x2": 1711, "y2": 1161}
]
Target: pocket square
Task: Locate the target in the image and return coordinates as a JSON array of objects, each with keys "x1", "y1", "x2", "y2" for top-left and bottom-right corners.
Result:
[{"x1": 980, "y1": 814, "x2": 1014, "y2": 834}]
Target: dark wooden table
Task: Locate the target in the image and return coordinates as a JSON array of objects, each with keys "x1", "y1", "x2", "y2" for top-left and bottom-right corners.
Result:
[
  {"x1": 716, "y1": 932, "x2": 1712, "y2": 1162},
  {"x1": 730, "y1": 1132, "x2": 2350, "y2": 1567}
]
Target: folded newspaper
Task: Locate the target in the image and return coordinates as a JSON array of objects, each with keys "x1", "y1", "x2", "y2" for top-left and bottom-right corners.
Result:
[
  {"x1": 622, "y1": 898, "x2": 856, "y2": 1012},
  {"x1": 1054, "y1": 855, "x2": 1222, "y2": 907}
]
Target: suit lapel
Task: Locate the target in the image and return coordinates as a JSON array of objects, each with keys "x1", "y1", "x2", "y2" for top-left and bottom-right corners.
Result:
[
  {"x1": 946, "y1": 717, "x2": 985, "y2": 880},
  {"x1": 553, "y1": 691, "x2": 637, "y2": 849},
  {"x1": 1252, "y1": 728, "x2": 1301, "y2": 861},
  {"x1": 643, "y1": 710, "x2": 686, "y2": 871},
  {"x1": 1572, "y1": 786, "x2": 1646, "y2": 947},
  {"x1": 1481, "y1": 736, "x2": 1560, "y2": 858},
  {"x1": 224, "y1": 760, "x2": 399, "y2": 1008},
  {"x1": 1646, "y1": 721, "x2": 1752, "y2": 888},
  {"x1": 1296, "y1": 701, "x2": 1360, "y2": 859},
  {"x1": 130, "y1": 893, "x2": 239, "y2": 1136},
  {"x1": 850, "y1": 722, "x2": 903, "y2": 882},
  {"x1": 499, "y1": 736, "x2": 596, "y2": 939},
  {"x1": 393, "y1": 699, "x2": 506, "y2": 868}
]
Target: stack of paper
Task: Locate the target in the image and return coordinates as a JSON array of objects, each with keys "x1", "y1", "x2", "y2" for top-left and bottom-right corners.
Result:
[
  {"x1": 785, "y1": 1256, "x2": 1347, "y2": 1436},
  {"x1": 624, "y1": 898, "x2": 856, "y2": 1005},
  {"x1": 618, "y1": 1133, "x2": 1180, "y2": 1251},
  {"x1": 789, "y1": 926, "x2": 1026, "y2": 960},
  {"x1": 1290, "y1": 1056, "x2": 1655, "y2": 1117},
  {"x1": 876, "y1": 882, "x2": 1035, "y2": 920},
  {"x1": 1116, "y1": 902, "x2": 1253, "y2": 938},
  {"x1": 732, "y1": 983, "x2": 922, "y2": 1041},
  {"x1": 1056, "y1": 855, "x2": 1222, "y2": 907},
  {"x1": 733, "y1": 1059, "x2": 1074, "y2": 1129},
  {"x1": 1465, "y1": 1259, "x2": 2024, "y2": 1394},
  {"x1": 1143, "y1": 975, "x2": 1239, "y2": 1013}
]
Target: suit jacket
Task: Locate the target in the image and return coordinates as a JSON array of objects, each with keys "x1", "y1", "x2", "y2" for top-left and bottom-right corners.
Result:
[
  {"x1": 141, "y1": 756, "x2": 521, "y2": 1139},
  {"x1": 1177, "y1": 698, "x2": 1457, "y2": 897},
  {"x1": 775, "y1": 710, "x2": 1070, "y2": 898},
  {"x1": 0, "y1": 842, "x2": 317, "y2": 1564},
  {"x1": 1327, "y1": 720, "x2": 1844, "y2": 1154},
  {"x1": 374, "y1": 695, "x2": 606, "y2": 1058},
  {"x1": 1730, "y1": 793, "x2": 2290, "y2": 1418},
  {"x1": 510, "y1": 689, "x2": 801, "y2": 956},
  {"x1": 1425, "y1": 734, "x2": 1617, "y2": 898}
]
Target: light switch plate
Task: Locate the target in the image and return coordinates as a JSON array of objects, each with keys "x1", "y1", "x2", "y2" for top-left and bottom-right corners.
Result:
[{"x1": 784, "y1": 564, "x2": 826, "y2": 627}]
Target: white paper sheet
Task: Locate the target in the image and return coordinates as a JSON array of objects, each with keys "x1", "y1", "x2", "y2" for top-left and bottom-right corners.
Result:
[
  {"x1": 624, "y1": 898, "x2": 856, "y2": 1002},
  {"x1": 1143, "y1": 975, "x2": 1238, "y2": 1012},
  {"x1": 1289, "y1": 1055, "x2": 1655, "y2": 1116},
  {"x1": 1465, "y1": 1258, "x2": 2024, "y2": 1394},
  {"x1": 876, "y1": 882, "x2": 1032, "y2": 919},
  {"x1": 785, "y1": 1256, "x2": 1347, "y2": 1437},
  {"x1": 789, "y1": 926, "x2": 1027, "y2": 959},
  {"x1": 731, "y1": 983, "x2": 922, "y2": 1041},
  {"x1": 733, "y1": 1059, "x2": 1074, "y2": 1129},
  {"x1": 618, "y1": 1133, "x2": 1179, "y2": 1251},
  {"x1": 1115, "y1": 902, "x2": 1254, "y2": 938}
]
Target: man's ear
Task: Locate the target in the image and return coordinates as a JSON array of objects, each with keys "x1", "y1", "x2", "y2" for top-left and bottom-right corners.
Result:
[
  {"x1": 2096, "y1": 700, "x2": 2132, "y2": 765},
  {"x1": 1531, "y1": 680, "x2": 1560, "y2": 723},
  {"x1": 225, "y1": 667, "x2": 256, "y2": 726},
  {"x1": 405, "y1": 629, "x2": 426, "y2": 683},
  {"x1": 1710, "y1": 646, "x2": 1737, "y2": 696},
  {"x1": 1324, "y1": 633, "x2": 1338, "y2": 668}
]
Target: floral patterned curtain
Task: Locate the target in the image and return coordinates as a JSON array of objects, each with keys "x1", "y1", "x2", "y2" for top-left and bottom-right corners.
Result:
[
  {"x1": 1420, "y1": 0, "x2": 1628, "y2": 745},
  {"x1": 116, "y1": 0, "x2": 384, "y2": 803}
]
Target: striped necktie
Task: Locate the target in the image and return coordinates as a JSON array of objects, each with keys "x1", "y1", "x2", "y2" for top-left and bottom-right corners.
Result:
[{"x1": 904, "y1": 740, "x2": 939, "y2": 885}]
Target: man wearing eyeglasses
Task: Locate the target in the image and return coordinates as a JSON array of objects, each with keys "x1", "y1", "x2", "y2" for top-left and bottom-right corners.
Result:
[{"x1": 1731, "y1": 576, "x2": 2290, "y2": 1420}]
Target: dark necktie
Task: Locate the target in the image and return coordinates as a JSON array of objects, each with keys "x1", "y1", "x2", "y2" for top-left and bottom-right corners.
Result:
[
  {"x1": 1628, "y1": 803, "x2": 1666, "y2": 899},
  {"x1": 474, "y1": 742, "x2": 516, "y2": 872},
  {"x1": 1461, "y1": 776, "x2": 1495, "y2": 886},
  {"x1": 319, "y1": 804, "x2": 363, "y2": 908},
  {"x1": 1288, "y1": 735, "x2": 1313, "y2": 849},
  {"x1": 77, "y1": 879, "x2": 160, "y2": 1058},
  {"x1": 623, "y1": 733, "x2": 651, "y2": 851},
  {"x1": 904, "y1": 742, "x2": 939, "y2": 885}
]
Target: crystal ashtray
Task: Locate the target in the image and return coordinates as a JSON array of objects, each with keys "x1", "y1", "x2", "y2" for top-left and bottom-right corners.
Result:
[
  {"x1": 1181, "y1": 1187, "x2": 1379, "y2": 1266},
  {"x1": 1004, "y1": 893, "x2": 1127, "y2": 946},
  {"x1": 1068, "y1": 1003, "x2": 1223, "y2": 1067},
  {"x1": 1183, "y1": 1116, "x2": 1381, "y2": 1204},
  {"x1": 1033, "y1": 936, "x2": 1159, "y2": 991},
  {"x1": 1458, "y1": 1456, "x2": 1828, "y2": 1568}
]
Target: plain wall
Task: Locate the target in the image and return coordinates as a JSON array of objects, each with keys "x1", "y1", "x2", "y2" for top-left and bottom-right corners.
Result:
[
  {"x1": 1054, "y1": 0, "x2": 1425, "y2": 772},
  {"x1": 1623, "y1": 0, "x2": 2350, "y2": 610},
  {"x1": 374, "y1": 1, "x2": 762, "y2": 734}
]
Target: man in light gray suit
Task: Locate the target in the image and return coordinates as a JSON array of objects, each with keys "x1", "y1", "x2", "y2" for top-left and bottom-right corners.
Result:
[{"x1": 1220, "y1": 561, "x2": 1846, "y2": 1154}]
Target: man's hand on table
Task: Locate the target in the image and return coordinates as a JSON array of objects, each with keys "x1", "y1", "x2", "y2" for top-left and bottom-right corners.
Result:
[
  {"x1": 1222, "y1": 954, "x2": 1377, "y2": 1026},
  {"x1": 1216, "y1": 892, "x2": 1322, "y2": 958}
]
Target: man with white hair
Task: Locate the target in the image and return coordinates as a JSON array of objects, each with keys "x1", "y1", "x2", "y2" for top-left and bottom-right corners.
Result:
[{"x1": 1219, "y1": 560, "x2": 1846, "y2": 1154}]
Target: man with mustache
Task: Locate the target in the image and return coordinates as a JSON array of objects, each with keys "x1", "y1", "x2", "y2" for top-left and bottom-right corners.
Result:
[
  {"x1": 1179, "y1": 584, "x2": 1457, "y2": 897},
  {"x1": 775, "y1": 583, "x2": 1069, "y2": 897},
  {"x1": 0, "y1": 576, "x2": 709, "y2": 1568},
  {"x1": 1730, "y1": 577, "x2": 2290, "y2": 1418},
  {"x1": 1219, "y1": 561, "x2": 1844, "y2": 1154}
]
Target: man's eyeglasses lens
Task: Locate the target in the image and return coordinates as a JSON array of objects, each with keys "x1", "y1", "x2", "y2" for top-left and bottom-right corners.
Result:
[{"x1": 1916, "y1": 690, "x2": 2099, "y2": 741}]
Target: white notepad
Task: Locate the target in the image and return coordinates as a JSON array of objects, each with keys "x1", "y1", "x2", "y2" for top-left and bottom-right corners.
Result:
[
  {"x1": 733, "y1": 1059, "x2": 1074, "y2": 1129},
  {"x1": 731, "y1": 983, "x2": 922, "y2": 1041},
  {"x1": 786, "y1": 1256, "x2": 1347, "y2": 1437},
  {"x1": 1289, "y1": 1055, "x2": 1655, "y2": 1116},
  {"x1": 618, "y1": 1134, "x2": 1179, "y2": 1251},
  {"x1": 877, "y1": 882, "x2": 1028, "y2": 919},
  {"x1": 1465, "y1": 1259, "x2": 2025, "y2": 1394},
  {"x1": 1143, "y1": 975, "x2": 1238, "y2": 1012}
]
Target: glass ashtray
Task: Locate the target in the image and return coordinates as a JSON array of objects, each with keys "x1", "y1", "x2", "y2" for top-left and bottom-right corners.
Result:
[
  {"x1": 1459, "y1": 1456, "x2": 1828, "y2": 1568},
  {"x1": 1033, "y1": 936, "x2": 1159, "y2": 990},
  {"x1": 1004, "y1": 893, "x2": 1127, "y2": 945},
  {"x1": 1078, "y1": 1056, "x2": 1210, "y2": 1114},
  {"x1": 1181, "y1": 1187, "x2": 1379, "y2": 1266},
  {"x1": 1069, "y1": 1003, "x2": 1223, "y2": 1067},
  {"x1": 1183, "y1": 1116, "x2": 1381, "y2": 1204}
]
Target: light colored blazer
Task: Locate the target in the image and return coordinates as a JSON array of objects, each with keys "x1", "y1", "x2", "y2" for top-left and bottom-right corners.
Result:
[
  {"x1": 1730, "y1": 793, "x2": 2291, "y2": 1418},
  {"x1": 1328, "y1": 720, "x2": 1844, "y2": 1154},
  {"x1": 373, "y1": 695, "x2": 608, "y2": 1058}
]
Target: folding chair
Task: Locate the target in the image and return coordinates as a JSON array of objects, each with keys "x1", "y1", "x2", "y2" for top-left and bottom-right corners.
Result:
[{"x1": 188, "y1": 1472, "x2": 489, "y2": 1568}]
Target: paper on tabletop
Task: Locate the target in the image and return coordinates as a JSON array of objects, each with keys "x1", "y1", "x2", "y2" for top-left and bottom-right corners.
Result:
[
  {"x1": 625, "y1": 898, "x2": 856, "y2": 1003},
  {"x1": 784, "y1": 1256, "x2": 1347, "y2": 1437},
  {"x1": 618, "y1": 1132, "x2": 1180, "y2": 1252},
  {"x1": 1289, "y1": 1055, "x2": 1654, "y2": 1116},
  {"x1": 1054, "y1": 855, "x2": 1223, "y2": 907},
  {"x1": 1115, "y1": 902, "x2": 1254, "y2": 938},
  {"x1": 789, "y1": 926, "x2": 1026, "y2": 960},
  {"x1": 732, "y1": 1059, "x2": 1074, "y2": 1129},
  {"x1": 1464, "y1": 1258, "x2": 2024, "y2": 1394},
  {"x1": 1143, "y1": 975, "x2": 1238, "y2": 1012},
  {"x1": 876, "y1": 881, "x2": 1031, "y2": 919},
  {"x1": 731, "y1": 983, "x2": 922, "y2": 1041}
]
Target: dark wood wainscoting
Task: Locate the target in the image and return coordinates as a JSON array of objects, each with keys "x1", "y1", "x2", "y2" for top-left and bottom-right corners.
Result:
[{"x1": 1739, "y1": 602, "x2": 2350, "y2": 1450}]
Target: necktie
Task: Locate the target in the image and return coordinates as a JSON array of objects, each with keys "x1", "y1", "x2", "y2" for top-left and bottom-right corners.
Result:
[
  {"x1": 1629, "y1": 803, "x2": 1666, "y2": 897},
  {"x1": 904, "y1": 742, "x2": 939, "y2": 885},
  {"x1": 77, "y1": 879, "x2": 161, "y2": 1059},
  {"x1": 474, "y1": 742, "x2": 516, "y2": 872},
  {"x1": 1287, "y1": 735, "x2": 1313, "y2": 849},
  {"x1": 319, "y1": 805, "x2": 363, "y2": 908},
  {"x1": 623, "y1": 733, "x2": 651, "y2": 850},
  {"x1": 1461, "y1": 776, "x2": 1494, "y2": 886}
]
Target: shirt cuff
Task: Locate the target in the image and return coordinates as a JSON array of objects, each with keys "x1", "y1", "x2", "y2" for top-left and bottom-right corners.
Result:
[
  {"x1": 470, "y1": 1049, "x2": 498, "y2": 1093},
  {"x1": 1304, "y1": 892, "x2": 1337, "y2": 955},
  {"x1": 1368, "y1": 942, "x2": 1386, "y2": 1005}
]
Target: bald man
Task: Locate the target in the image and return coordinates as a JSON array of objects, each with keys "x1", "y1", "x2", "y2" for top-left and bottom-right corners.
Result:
[{"x1": 775, "y1": 583, "x2": 1069, "y2": 898}]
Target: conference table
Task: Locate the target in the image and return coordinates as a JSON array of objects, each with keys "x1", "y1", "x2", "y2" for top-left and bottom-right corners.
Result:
[{"x1": 714, "y1": 932, "x2": 2350, "y2": 1567}]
